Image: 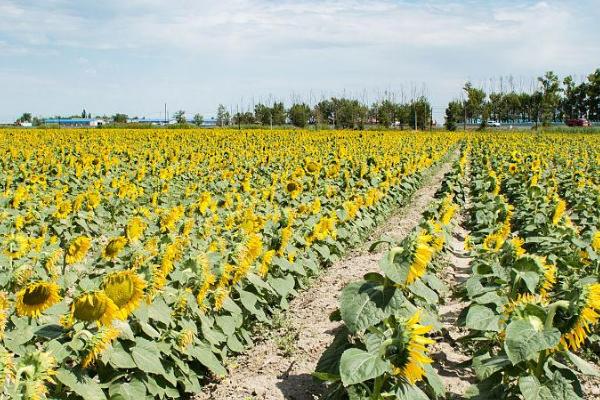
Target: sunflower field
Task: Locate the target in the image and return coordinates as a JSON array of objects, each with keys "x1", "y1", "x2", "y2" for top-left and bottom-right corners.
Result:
[{"x1": 0, "y1": 129, "x2": 459, "y2": 399}]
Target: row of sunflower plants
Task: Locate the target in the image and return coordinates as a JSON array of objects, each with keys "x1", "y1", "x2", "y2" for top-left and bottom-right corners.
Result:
[
  {"x1": 0, "y1": 129, "x2": 461, "y2": 399},
  {"x1": 459, "y1": 133, "x2": 600, "y2": 400},
  {"x1": 313, "y1": 142, "x2": 470, "y2": 399}
]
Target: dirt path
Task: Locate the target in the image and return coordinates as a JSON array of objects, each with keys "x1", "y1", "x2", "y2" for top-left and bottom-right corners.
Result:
[
  {"x1": 430, "y1": 165, "x2": 475, "y2": 399},
  {"x1": 430, "y1": 214, "x2": 475, "y2": 398},
  {"x1": 196, "y1": 154, "x2": 457, "y2": 400}
]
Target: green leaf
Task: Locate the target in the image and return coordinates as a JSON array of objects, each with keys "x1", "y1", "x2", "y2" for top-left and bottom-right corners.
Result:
[
  {"x1": 339, "y1": 348, "x2": 390, "y2": 386},
  {"x1": 519, "y1": 375, "x2": 553, "y2": 400},
  {"x1": 408, "y1": 279, "x2": 439, "y2": 303},
  {"x1": 55, "y1": 369, "x2": 107, "y2": 400},
  {"x1": 339, "y1": 281, "x2": 390, "y2": 333},
  {"x1": 315, "y1": 326, "x2": 352, "y2": 376},
  {"x1": 465, "y1": 305, "x2": 501, "y2": 332},
  {"x1": 472, "y1": 353, "x2": 511, "y2": 381},
  {"x1": 504, "y1": 319, "x2": 560, "y2": 365},
  {"x1": 109, "y1": 342, "x2": 137, "y2": 369},
  {"x1": 185, "y1": 345, "x2": 227, "y2": 377},
  {"x1": 237, "y1": 289, "x2": 267, "y2": 322},
  {"x1": 395, "y1": 384, "x2": 430, "y2": 400},
  {"x1": 131, "y1": 340, "x2": 166, "y2": 376},
  {"x1": 423, "y1": 363, "x2": 445, "y2": 398},
  {"x1": 109, "y1": 379, "x2": 147, "y2": 400},
  {"x1": 565, "y1": 351, "x2": 600, "y2": 377}
]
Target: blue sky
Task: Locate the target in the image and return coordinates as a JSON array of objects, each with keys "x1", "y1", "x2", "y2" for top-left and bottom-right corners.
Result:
[{"x1": 0, "y1": 0, "x2": 598, "y2": 123}]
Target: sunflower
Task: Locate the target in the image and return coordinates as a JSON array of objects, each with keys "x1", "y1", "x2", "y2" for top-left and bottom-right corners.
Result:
[
  {"x1": 102, "y1": 236, "x2": 127, "y2": 259},
  {"x1": 18, "y1": 350, "x2": 56, "y2": 400},
  {"x1": 81, "y1": 327, "x2": 120, "y2": 368},
  {"x1": 539, "y1": 259, "x2": 556, "y2": 299},
  {"x1": 510, "y1": 237, "x2": 526, "y2": 257},
  {"x1": 552, "y1": 199, "x2": 566, "y2": 225},
  {"x1": 406, "y1": 232, "x2": 434, "y2": 285},
  {"x1": 559, "y1": 283, "x2": 600, "y2": 351},
  {"x1": 71, "y1": 291, "x2": 119, "y2": 326},
  {"x1": 508, "y1": 163, "x2": 517, "y2": 174},
  {"x1": 53, "y1": 200, "x2": 72, "y2": 220},
  {"x1": 592, "y1": 231, "x2": 600, "y2": 252},
  {"x1": 0, "y1": 292, "x2": 9, "y2": 340},
  {"x1": 3, "y1": 233, "x2": 29, "y2": 259},
  {"x1": 285, "y1": 180, "x2": 302, "y2": 199},
  {"x1": 482, "y1": 232, "x2": 504, "y2": 253},
  {"x1": 15, "y1": 281, "x2": 61, "y2": 318},
  {"x1": 101, "y1": 270, "x2": 146, "y2": 319},
  {"x1": 65, "y1": 236, "x2": 92, "y2": 264},
  {"x1": 125, "y1": 216, "x2": 146, "y2": 242},
  {"x1": 391, "y1": 311, "x2": 435, "y2": 384},
  {"x1": 176, "y1": 329, "x2": 195, "y2": 350},
  {"x1": 305, "y1": 159, "x2": 321, "y2": 175}
]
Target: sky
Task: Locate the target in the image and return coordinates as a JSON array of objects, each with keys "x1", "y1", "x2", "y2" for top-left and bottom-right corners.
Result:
[{"x1": 0, "y1": 0, "x2": 599, "y2": 123}]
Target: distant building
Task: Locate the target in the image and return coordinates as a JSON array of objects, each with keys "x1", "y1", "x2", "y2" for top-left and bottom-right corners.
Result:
[
  {"x1": 44, "y1": 118, "x2": 104, "y2": 127},
  {"x1": 16, "y1": 121, "x2": 33, "y2": 127},
  {"x1": 128, "y1": 117, "x2": 174, "y2": 125}
]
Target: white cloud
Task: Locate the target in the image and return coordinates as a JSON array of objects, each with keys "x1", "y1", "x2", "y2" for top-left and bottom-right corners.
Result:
[{"x1": 0, "y1": 0, "x2": 598, "y2": 122}]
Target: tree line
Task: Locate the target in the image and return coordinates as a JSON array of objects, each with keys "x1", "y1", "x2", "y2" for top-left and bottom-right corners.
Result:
[
  {"x1": 214, "y1": 96, "x2": 433, "y2": 130},
  {"x1": 445, "y1": 68, "x2": 600, "y2": 130}
]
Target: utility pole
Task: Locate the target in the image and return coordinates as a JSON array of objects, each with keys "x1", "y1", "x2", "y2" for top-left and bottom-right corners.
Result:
[
  {"x1": 164, "y1": 103, "x2": 167, "y2": 124},
  {"x1": 414, "y1": 104, "x2": 417, "y2": 131}
]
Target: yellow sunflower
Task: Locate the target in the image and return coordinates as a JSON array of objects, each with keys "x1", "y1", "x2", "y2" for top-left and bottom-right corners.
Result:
[
  {"x1": 285, "y1": 180, "x2": 302, "y2": 199},
  {"x1": 102, "y1": 236, "x2": 127, "y2": 260},
  {"x1": 125, "y1": 216, "x2": 146, "y2": 242},
  {"x1": 65, "y1": 236, "x2": 91, "y2": 264},
  {"x1": 15, "y1": 281, "x2": 61, "y2": 318},
  {"x1": 406, "y1": 231, "x2": 434, "y2": 285},
  {"x1": 81, "y1": 327, "x2": 120, "y2": 368},
  {"x1": 552, "y1": 199, "x2": 566, "y2": 225},
  {"x1": 482, "y1": 232, "x2": 504, "y2": 253},
  {"x1": 539, "y1": 259, "x2": 556, "y2": 299},
  {"x1": 391, "y1": 311, "x2": 435, "y2": 384},
  {"x1": 101, "y1": 270, "x2": 146, "y2": 319},
  {"x1": 592, "y1": 231, "x2": 600, "y2": 252},
  {"x1": 71, "y1": 291, "x2": 119, "y2": 326},
  {"x1": 559, "y1": 283, "x2": 600, "y2": 351},
  {"x1": 3, "y1": 233, "x2": 29, "y2": 259}
]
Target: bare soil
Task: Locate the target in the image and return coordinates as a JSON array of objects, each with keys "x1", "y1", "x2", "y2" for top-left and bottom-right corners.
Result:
[
  {"x1": 430, "y1": 215, "x2": 476, "y2": 399},
  {"x1": 196, "y1": 156, "x2": 456, "y2": 400}
]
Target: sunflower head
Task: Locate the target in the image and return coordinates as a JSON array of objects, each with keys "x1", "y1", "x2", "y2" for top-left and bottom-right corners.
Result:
[
  {"x1": 285, "y1": 180, "x2": 302, "y2": 199},
  {"x1": 3, "y1": 233, "x2": 29, "y2": 259},
  {"x1": 557, "y1": 283, "x2": 600, "y2": 351},
  {"x1": 16, "y1": 281, "x2": 61, "y2": 318},
  {"x1": 66, "y1": 236, "x2": 92, "y2": 264},
  {"x1": 388, "y1": 311, "x2": 435, "y2": 384},
  {"x1": 101, "y1": 270, "x2": 146, "y2": 319},
  {"x1": 71, "y1": 291, "x2": 119, "y2": 326},
  {"x1": 102, "y1": 236, "x2": 127, "y2": 260},
  {"x1": 482, "y1": 232, "x2": 504, "y2": 253}
]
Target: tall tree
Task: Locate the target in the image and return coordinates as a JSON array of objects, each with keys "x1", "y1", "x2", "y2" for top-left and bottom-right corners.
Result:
[
  {"x1": 537, "y1": 71, "x2": 562, "y2": 125},
  {"x1": 193, "y1": 114, "x2": 204, "y2": 126},
  {"x1": 216, "y1": 105, "x2": 230, "y2": 126},
  {"x1": 288, "y1": 103, "x2": 311, "y2": 128}
]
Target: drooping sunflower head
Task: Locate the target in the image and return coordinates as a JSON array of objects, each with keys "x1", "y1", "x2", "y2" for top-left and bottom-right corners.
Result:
[
  {"x1": 101, "y1": 270, "x2": 146, "y2": 319},
  {"x1": 3, "y1": 233, "x2": 29, "y2": 259},
  {"x1": 65, "y1": 236, "x2": 92, "y2": 264},
  {"x1": 538, "y1": 258, "x2": 557, "y2": 300},
  {"x1": 509, "y1": 237, "x2": 526, "y2": 258},
  {"x1": 71, "y1": 291, "x2": 119, "y2": 326},
  {"x1": 591, "y1": 231, "x2": 600, "y2": 252},
  {"x1": 125, "y1": 216, "x2": 146, "y2": 242},
  {"x1": 16, "y1": 281, "x2": 61, "y2": 318},
  {"x1": 389, "y1": 311, "x2": 435, "y2": 385},
  {"x1": 557, "y1": 283, "x2": 600, "y2": 351},
  {"x1": 81, "y1": 327, "x2": 120, "y2": 368},
  {"x1": 406, "y1": 231, "x2": 434, "y2": 285},
  {"x1": 552, "y1": 198, "x2": 567, "y2": 226},
  {"x1": 102, "y1": 236, "x2": 127, "y2": 260}
]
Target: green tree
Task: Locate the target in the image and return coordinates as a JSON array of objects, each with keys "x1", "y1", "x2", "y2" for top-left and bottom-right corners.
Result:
[
  {"x1": 288, "y1": 103, "x2": 311, "y2": 127},
  {"x1": 537, "y1": 71, "x2": 562, "y2": 125},
  {"x1": 444, "y1": 101, "x2": 462, "y2": 131},
  {"x1": 193, "y1": 114, "x2": 204, "y2": 126},
  {"x1": 112, "y1": 113, "x2": 128, "y2": 123},
  {"x1": 463, "y1": 82, "x2": 487, "y2": 124},
  {"x1": 174, "y1": 110, "x2": 186, "y2": 124},
  {"x1": 216, "y1": 105, "x2": 230, "y2": 126},
  {"x1": 17, "y1": 113, "x2": 32, "y2": 123},
  {"x1": 586, "y1": 69, "x2": 600, "y2": 121}
]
